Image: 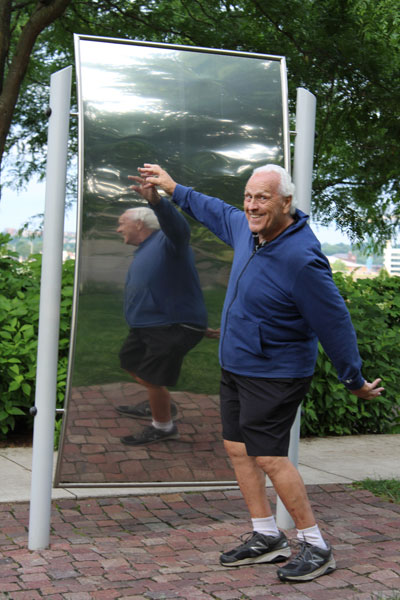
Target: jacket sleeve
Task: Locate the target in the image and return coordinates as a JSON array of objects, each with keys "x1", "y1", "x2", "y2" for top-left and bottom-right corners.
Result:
[
  {"x1": 172, "y1": 184, "x2": 243, "y2": 248},
  {"x1": 292, "y1": 258, "x2": 365, "y2": 390},
  {"x1": 151, "y1": 196, "x2": 190, "y2": 251}
]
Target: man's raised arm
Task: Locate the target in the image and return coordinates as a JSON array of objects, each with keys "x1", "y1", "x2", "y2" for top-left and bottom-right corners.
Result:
[{"x1": 137, "y1": 164, "x2": 177, "y2": 197}]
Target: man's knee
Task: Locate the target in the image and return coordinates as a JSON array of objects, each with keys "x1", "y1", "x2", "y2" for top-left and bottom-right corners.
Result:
[
  {"x1": 128, "y1": 371, "x2": 164, "y2": 391},
  {"x1": 223, "y1": 439, "x2": 248, "y2": 459},
  {"x1": 255, "y1": 455, "x2": 291, "y2": 477}
]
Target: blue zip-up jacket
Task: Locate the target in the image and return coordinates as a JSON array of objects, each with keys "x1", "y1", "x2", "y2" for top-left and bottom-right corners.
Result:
[
  {"x1": 172, "y1": 184, "x2": 364, "y2": 390},
  {"x1": 124, "y1": 196, "x2": 208, "y2": 329}
]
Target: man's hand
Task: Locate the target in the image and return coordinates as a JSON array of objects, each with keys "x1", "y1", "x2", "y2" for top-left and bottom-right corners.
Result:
[
  {"x1": 205, "y1": 328, "x2": 221, "y2": 339},
  {"x1": 138, "y1": 164, "x2": 177, "y2": 196},
  {"x1": 128, "y1": 175, "x2": 161, "y2": 205},
  {"x1": 350, "y1": 378, "x2": 384, "y2": 400}
]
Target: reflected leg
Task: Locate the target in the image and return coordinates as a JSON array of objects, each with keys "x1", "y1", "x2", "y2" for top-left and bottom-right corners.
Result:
[{"x1": 130, "y1": 371, "x2": 172, "y2": 422}]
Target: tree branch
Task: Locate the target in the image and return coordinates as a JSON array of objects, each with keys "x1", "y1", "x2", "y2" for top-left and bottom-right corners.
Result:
[
  {"x1": 0, "y1": 0, "x2": 72, "y2": 169},
  {"x1": 0, "y1": 0, "x2": 12, "y2": 93}
]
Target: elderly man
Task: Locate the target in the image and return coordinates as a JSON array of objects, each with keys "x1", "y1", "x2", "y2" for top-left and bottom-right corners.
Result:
[
  {"x1": 134, "y1": 162, "x2": 383, "y2": 583},
  {"x1": 116, "y1": 197, "x2": 207, "y2": 445}
]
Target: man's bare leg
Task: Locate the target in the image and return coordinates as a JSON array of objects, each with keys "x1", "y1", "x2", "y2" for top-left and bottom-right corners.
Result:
[
  {"x1": 224, "y1": 440, "x2": 315, "y2": 529},
  {"x1": 220, "y1": 440, "x2": 292, "y2": 566},
  {"x1": 256, "y1": 455, "x2": 315, "y2": 529},
  {"x1": 130, "y1": 372, "x2": 172, "y2": 423},
  {"x1": 224, "y1": 440, "x2": 271, "y2": 517}
]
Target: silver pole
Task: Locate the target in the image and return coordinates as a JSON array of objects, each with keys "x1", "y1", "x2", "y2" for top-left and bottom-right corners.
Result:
[
  {"x1": 28, "y1": 66, "x2": 72, "y2": 550},
  {"x1": 276, "y1": 87, "x2": 316, "y2": 529}
]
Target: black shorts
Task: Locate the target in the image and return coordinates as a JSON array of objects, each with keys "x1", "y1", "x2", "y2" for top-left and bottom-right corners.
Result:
[
  {"x1": 220, "y1": 369, "x2": 312, "y2": 457},
  {"x1": 119, "y1": 325, "x2": 204, "y2": 386}
]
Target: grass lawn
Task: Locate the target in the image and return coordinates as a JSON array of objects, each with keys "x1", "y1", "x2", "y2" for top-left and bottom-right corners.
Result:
[
  {"x1": 353, "y1": 477, "x2": 400, "y2": 504},
  {"x1": 71, "y1": 287, "x2": 225, "y2": 394}
]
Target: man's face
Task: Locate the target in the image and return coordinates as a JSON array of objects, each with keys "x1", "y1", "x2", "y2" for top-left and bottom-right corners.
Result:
[
  {"x1": 243, "y1": 171, "x2": 292, "y2": 243},
  {"x1": 117, "y1": 213, "x2": 142, "y2": 246}
]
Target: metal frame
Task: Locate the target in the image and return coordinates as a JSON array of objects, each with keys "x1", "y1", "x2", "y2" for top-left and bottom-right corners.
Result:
[{"x1": 55, "y1": 36, "x2": 291, "y2": 488}]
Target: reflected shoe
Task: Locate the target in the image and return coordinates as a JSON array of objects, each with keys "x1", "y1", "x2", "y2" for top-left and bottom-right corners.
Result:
[
  {"x1": 120, "y1": 424, "x2": 179, "y2": 446},
  {"x1": 116, "y1": 400, "x2": 178, "y2": 420},
  {"x1": 220, "y1": 531, "x2": 290, "y2": 567},
  {"x1": 277, "y1": 541, "x2": 336, "y2": 582}
]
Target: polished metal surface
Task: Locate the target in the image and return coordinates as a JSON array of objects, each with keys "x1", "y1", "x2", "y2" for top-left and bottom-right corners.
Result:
[{"x1": 55, "y1": 36, "x2": 288, "y2": 486}]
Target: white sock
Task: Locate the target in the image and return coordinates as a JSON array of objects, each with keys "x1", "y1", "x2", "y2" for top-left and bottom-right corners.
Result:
[
  {"x1": 152, "y1": 419, "x2": 174, "y2": 432},
  {"x1": 297, "y1": 524, "x2": 328, "y2": 550},
  {"x1": 252, "y1": 516, "x2": 280, "y2": 537}
]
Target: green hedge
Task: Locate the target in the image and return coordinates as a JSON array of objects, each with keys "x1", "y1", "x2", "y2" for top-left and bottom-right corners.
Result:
[
  {"x1": 1, "y1": 230, "x2": 399, "y2": 440},
  {"x1": 302, "y1": 270, "x2": 400, "y2": 436},
  {"x1": 0, "y1": 233, "x2": 74, "y2": 438}
]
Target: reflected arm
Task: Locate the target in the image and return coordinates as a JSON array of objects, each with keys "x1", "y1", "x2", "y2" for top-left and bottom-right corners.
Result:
[{"x1": 152, "y1": 196, "x2": 190, "y2": 249}]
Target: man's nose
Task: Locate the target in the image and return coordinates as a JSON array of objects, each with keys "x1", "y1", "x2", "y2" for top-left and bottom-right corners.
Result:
[{"x1": 247, "y1": 197, "x2": 259, "y2": 210}]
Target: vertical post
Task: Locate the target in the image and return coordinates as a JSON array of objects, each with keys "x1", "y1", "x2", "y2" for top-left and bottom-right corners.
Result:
[
  {"x1": 276, "y1": 87, "x2": 316, "y2": 529},
  {"x1": 28, "y1": 66, "x2": 72, "y2": 550}
]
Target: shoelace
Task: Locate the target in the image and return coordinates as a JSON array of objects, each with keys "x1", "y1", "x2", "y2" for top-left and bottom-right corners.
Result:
[
  {"x1": 237, "y1": 531, "x2": 258, "y2": 546},
  {"x1": 287, "y1": 540, "x2": 313, "y2": 564}
]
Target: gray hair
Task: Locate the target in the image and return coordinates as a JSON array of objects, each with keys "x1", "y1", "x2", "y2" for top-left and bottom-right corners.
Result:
[
  {"x1": 252, "y1": 164, "x2": 297, "y2": 214},
  {"x1": 123, "y1": 207, "x2": 160, "y2": 230}
]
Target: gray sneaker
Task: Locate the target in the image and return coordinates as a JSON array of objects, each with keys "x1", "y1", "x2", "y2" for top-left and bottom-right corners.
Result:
[
  {"x1": 220, "y1": 531, "x2": 291, "y2": 567},
  {"x1": 116, "y1": 400, "x2": 178, "y2": 420},
  {"x1": 120, "y1": 424, "x2": 179, "y2": 446},
  {"x1": 277, "y1": 541, "x2": 336, "y2": 582}
]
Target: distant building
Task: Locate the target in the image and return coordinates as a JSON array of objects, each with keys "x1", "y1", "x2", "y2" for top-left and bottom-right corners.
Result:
[
  {"x1": 384, "y1": 241, "x2": 400, "y2": 276},
  {"x1": 326, "y1": 254, "x2": 381, "y2": 278}
]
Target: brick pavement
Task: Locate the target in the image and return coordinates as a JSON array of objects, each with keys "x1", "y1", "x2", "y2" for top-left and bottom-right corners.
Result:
[
  {"x1": 56, "y1": 382, "x2": 235, "y2": 485},
  {"x1": 0, "y1": 484, "x2": 399, "y2": 599}
]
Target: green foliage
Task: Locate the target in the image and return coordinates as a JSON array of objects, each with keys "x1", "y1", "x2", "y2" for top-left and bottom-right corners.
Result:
[
  {"x1": 2, "y1": 225, "x2": 400, "y2": 441},
  {"x1": 321, "y1": 242, "x2": 351, "y2": 256},
  {"x1": 331, "y1": 259, "x2": 347, "y2": 273},
  {"x1": 1, "y1": 0, "x2": 400, "y2": 246},
  {"x1": 353, "y1": 478, "x2": 400, "y2": 505},
  {"x1": 302, "y1": 270, "x2": 400, "y2": 437},
  {"x1": 0, "y1": 233, "x2": 73, "y2": 439}
]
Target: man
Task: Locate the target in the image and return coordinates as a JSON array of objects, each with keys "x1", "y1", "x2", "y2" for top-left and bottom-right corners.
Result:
[
  {"x1": 116, "y1": 191, "x2": 208, "y2": 446},
  {"x1": 134, "y1": 162, "x2": 383, "y2": 582}
]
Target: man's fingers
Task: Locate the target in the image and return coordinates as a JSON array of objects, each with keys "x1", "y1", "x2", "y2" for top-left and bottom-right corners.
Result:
[
  {"x1": 370, "y1": 378, "x2": 382, "y2": 388},
  {"x1": 138, "y1": 164, "x2": 161, "y2": 177},
  {"x1": 128, "y1": 175, "x2": 143, "y2": 183}
]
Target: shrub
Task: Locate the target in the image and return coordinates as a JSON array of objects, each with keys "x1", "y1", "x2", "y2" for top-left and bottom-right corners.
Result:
[
  {"x1": 301, "y1": 270, "x2": 400, "y2": 436},
  {"x1": 1, "y1": 229, "x2": 400, "y2": 440},
  {"x1": 0, "y1": 233, "x2": 74, "y2": 439}
]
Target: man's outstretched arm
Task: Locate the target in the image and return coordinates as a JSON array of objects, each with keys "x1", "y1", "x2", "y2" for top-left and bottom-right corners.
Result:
[{"x1": 137, "y1": 164, "x2": 177, "y2": 197}]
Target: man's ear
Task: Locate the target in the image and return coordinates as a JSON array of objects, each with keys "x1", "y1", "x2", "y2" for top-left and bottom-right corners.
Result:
[{"x1": 283, "y1": 195, "x2": 292, "y2": 214}]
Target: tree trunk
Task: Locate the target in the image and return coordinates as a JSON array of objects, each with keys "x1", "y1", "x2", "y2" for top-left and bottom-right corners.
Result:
[{"x1": 0, "y1": 0, "x2": 73, "y2": 182}]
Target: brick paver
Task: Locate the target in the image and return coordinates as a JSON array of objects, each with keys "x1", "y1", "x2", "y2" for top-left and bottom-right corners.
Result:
[
  {"x1": 0, "y1": 485, "x2": 399, "y2": 599},
  {"x1": 56, "y1": 383, "x2": 234, "y2": 485}
]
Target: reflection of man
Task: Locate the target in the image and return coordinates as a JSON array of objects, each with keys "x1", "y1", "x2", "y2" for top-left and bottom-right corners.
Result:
[
  {"x1": 116, "y1": 189, "x2": 208, "y2": 445},
  {"x1": 136, "y1": 163, "x2": 384, "y2": 583}
]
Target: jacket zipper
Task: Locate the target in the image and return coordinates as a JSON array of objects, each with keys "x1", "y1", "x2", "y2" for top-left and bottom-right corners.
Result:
[{"x1": 220, "y1": 247, "x2": 259, "y2": 368}]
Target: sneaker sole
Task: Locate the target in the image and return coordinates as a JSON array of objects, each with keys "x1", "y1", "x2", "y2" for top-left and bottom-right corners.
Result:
[
  {"x1": 221, "y1": 546, "x2": 291, "y2": 567},
  {"x1": 116, "y1": 406, "x2": 179, "y2": 420},
  {"x1": 277, "y1": 557, "x2": 336, "y2": 582},
  {"x1": 121, "y1": 432, "x2": 180, "y2": 446}
]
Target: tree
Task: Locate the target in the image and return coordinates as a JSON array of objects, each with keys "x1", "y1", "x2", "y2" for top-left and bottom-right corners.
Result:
[
  {"x1": 0, "y1": 0, "x2": 73, "y2": 184},
  {"x1": 1, "y1": 0, "x2": 399, "y2": 247}
]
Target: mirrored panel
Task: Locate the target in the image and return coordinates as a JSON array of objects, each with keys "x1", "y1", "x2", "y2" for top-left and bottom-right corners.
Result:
[{"x1": 55, "y1": 36, "x2": 289, "y2": 486}]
